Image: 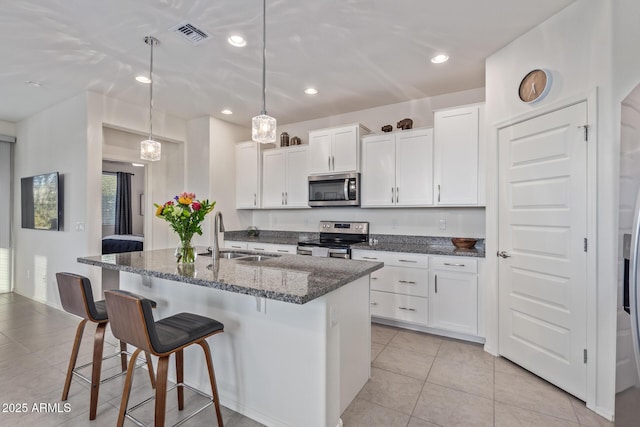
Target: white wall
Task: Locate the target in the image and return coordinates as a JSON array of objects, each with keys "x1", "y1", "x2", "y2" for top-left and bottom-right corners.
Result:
[
  {"x1": 13, "y1": 93, "x2": 93, "y2": 305},
  {"x1": 0, "y1": 120, "x2": 16, "y2": 136},
  {"x1": 485, "y1": 0, "x2": 615, "y2": 418},
  {"x1": 278, "y1": 87, "x2": 484, "y2": 145}
]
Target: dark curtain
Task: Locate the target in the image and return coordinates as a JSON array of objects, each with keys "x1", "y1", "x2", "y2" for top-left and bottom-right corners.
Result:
[{"x1": 115, "y1": 172, "x2": 132, "y2": 235}]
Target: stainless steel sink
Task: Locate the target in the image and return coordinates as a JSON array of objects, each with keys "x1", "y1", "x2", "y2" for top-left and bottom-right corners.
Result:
[
  {"x1": 236, "y1": 255, "x2": 275, "y2": 262},
  {"x1": 198, "y1": 251, "x2": 248, "y2": 259}
]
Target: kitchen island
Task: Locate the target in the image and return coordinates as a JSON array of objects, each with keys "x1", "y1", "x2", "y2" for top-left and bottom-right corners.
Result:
[{"x1": 78, "y1": 249, "x2": 383, "y2": 427}]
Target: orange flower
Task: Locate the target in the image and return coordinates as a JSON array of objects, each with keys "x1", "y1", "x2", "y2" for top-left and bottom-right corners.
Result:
[
  {"x1": 155, "y1": 205, "x2": 164, "y2": 216},
  {"x1": 178, "y1": 196, "x2": 192, "y2": 205}
]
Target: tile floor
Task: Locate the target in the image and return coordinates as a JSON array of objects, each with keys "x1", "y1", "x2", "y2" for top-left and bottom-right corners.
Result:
[{"x1": 0, "y1": 292, "x2": 613, "y2": 426}]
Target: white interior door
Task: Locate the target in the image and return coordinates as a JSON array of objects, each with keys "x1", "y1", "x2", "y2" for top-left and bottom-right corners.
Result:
[
  {"x1": 0, "y1": 141, "x2": 12, "y2": 293},
  {"x1": 498, "y1": 102, "x2": 588, "y2": 399}
]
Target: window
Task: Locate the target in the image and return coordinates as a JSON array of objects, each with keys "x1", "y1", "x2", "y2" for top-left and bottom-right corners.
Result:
[{"x1": 102, "y1": 173, "x2": 117, "y2": 226}]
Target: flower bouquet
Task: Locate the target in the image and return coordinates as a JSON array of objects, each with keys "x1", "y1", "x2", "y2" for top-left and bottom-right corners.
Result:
[{"x1": 154, "y1": 192, "x2": 215, "y2": 264}]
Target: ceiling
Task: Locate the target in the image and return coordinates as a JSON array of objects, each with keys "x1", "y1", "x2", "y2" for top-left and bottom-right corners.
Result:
[{"x1": 1, "y1": 0, "x2": 575, "y2": 127}]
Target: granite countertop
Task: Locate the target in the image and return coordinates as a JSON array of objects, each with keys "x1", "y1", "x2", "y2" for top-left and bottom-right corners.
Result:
[
  {"x1": 224, "y1": 230, "x2": 485, "y2": 258},
  {"x1": 351, "y1": 242, "x2": 485, "y2": 258},
  {"x1": 78, "y1": 249, "x2": 382, "y2": 305}
]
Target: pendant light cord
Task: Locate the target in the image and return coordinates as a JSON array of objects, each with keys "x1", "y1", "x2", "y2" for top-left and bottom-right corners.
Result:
[
  {"x1": 261, "y1": 0, "x2": 267, "y2": 115},
  {"x1": 145, "y1": 36, "x2": 159, "y2": 141}
]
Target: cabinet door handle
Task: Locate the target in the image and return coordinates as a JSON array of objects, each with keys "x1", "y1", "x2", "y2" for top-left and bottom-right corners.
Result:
[
  {"x1": 254, "y1": 248, "x2": 265, "y2": 251},
  {"x1": 391, "y1": 187, "x2": 394, "y2": 203},
  {"x1": 443, "y1": 262, "x2": 465, "y2": 267},
  {"x1": 328, "y1": 156, "x2": 331, "y2": 170},
  {"x1": 277, "y1": 249, "x2": 289, "y2": 253},
  {"x1": 231, "y1": 245, "x2": 242, "y2": 249},
  {"x1": 332, "y1": 156, "x2": 335, "y2": 170},
  {"x1": 254, "y1": 193, "x2": 257, "y2": 206},
  {"x1": 371, "y1": 302, "x2": 378, "y2": 306},
  {"x1": 363, "y1": 256, "x2": 378, "y2": 260},
  {"x1": 437, "y1": 184, "x2": 441, "y2": 203},
  {"x1": 398, "y1": 307, "x2": 416, "y2": 312},
  {"x1": 398, "y1": 280, "x2": 416, "y2": 285},
  {"x1": 371, "y1": 277, "x2": 378, "y2": 280},
  {"x1": 282, "y1": 192, "x2": 284, "y2": 205},
  {"x1": 396, "y1": 187, "x2": 399, "y2": 203},
  {"x1": 399, "y1": 259, "x2": 417, "y2": 263},
  {"x1": 285, "y1": 191, "x2": 288, "y2": 205},
  {"x1": 435, "y1": 274, "x2": 438, "y2": 293}
]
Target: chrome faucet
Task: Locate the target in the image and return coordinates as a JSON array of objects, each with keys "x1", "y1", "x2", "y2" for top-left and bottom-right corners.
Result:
[{"x1": 212, "y1": 211, "x2": 225, "y2": 260}]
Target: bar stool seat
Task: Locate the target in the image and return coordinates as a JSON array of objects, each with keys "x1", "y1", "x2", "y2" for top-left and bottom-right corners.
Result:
[
  {"x1": 56, "y1": 273, "x2": 156, "y2": 420},
  {"x1": 105, "y1": 289, "x2": 225, "y2": 427}
]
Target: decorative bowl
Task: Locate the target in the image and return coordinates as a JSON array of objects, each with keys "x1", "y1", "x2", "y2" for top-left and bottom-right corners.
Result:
[{"x1": 451, "y1": 238, "x2": 477, "y2": 249}]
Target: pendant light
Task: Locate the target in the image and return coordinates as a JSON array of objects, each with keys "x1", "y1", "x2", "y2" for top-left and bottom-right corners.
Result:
[
  {"x1": 251, "y1": 0, "x2": 276, "y2": 143},
  {"x1": 140, "y1": 36, "x2": 161, "y2": 161}
]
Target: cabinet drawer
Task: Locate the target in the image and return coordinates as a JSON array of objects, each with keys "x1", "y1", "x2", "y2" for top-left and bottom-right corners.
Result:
[
  {"x1": 370, "y1": 291, "x2": 428, "y2": 325},
  {"x1": 248, "y1": 242, "x2": 296, "y2": 254},
  {"x1": 353, "y1": 250, "x2": 429, "y2": 268},
  {"x1": 430, "y1": 256, "x2": 477, "y2": 273},
  {"x1": 371, "y1": 266, "x2": 428, "y2": 297},
  {"x1": 224, "y1": 241, "x2": 248, "y2": 250}
]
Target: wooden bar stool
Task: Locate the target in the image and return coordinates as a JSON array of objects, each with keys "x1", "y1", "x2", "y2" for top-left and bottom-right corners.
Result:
[
  {"x1": 104, "y1": 289, "x2": 225, "y2": 427},
  {"x1": 56, "y1": 273, "x2": 156, "y2": 420}
]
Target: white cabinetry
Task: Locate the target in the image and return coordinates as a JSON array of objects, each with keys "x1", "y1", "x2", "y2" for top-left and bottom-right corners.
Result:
[
  {"x1": 247, "y1": 242, "x2": 297, "y2": 254},
  {"x1": 434, "y1": 104, "x2": 483, "y2": 206},
  {"x1": 352, "y1": 250, "x2": 429, "y2": 326},
  {"x1": 262, "y1": 146, "x2": 309, "y2": 208},
  {"x1": 224, "y1": 240, "x2": 248, "y2": 250},
  {"x1": 353, "y1": 249, "x2": 484, "y2": 341},
  {"x1": 429, "y1": 257, "x2": 478, "y2": 335},
  {"x1": 235, "y1": 141, "x2": 262, "y2": 209},
  {"x1": 308, "y1": 124, "x2": 369, "y2": 174},
  {"x1": 361, "y1": 128, "x2": 433, "y2": 207}
]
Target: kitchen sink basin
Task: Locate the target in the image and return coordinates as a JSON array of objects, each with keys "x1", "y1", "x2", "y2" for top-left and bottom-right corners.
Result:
[{"x1": 219, "y1": 251, "x2": 249, "y2": 259}]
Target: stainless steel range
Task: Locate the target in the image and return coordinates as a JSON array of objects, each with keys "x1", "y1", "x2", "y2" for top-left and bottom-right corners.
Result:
[{"x1": 297, "y1": 221, "x2": 369, "y2": 259}]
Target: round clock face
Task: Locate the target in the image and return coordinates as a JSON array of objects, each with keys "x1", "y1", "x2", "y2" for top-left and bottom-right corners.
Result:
[{"x1": 519, "y1": 69, "x2": 552, "y2": 103}]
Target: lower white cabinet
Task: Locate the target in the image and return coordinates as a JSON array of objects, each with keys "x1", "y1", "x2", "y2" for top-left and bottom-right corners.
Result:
[
  {"x1": 353, "y1": 249, "x2": 483, "y2": 340},
  {"x1": 224, "y1": 240, "x2": 248, "y2": 250},
  {"x1": 370, "y1": 291, "x2": 428, "y2": 325},
  {"x1": 429, "y1": 257, "x2": 478, "y2": 335},
  {"x1": 247, "y1": 242, "x2": 297, "y2": 254}
]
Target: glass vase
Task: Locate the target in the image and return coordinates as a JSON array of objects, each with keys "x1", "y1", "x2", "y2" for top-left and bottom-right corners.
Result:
[{"x1": 175, "y1": 238, "x2": 197, "y2": 265}]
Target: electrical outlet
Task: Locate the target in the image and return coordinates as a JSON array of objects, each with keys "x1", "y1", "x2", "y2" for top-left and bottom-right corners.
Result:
[
  {"x1": 26, "y1": 269, "x2": 30, "y2": 279},
  {"x1": 75, "y1": 222, "x2": 85, "y2": 232},
  {"x1": 439, "y1": 219, "x2": 446, "y2": 230},
  {"x1": 330, "y1": 306, "x2": 339, "y2": 327}
]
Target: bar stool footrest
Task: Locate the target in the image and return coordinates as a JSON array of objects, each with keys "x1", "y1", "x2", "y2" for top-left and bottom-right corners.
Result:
[
  {"x1": 124, "y1": 383, "x2": 215, "y2": 427},
  {"x1": 71, "y1": 350, "x2": 151, "y2": 385}
]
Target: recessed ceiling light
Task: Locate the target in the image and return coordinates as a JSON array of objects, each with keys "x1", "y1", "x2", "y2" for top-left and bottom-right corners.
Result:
[
  {"x1": 431, "y1": 54, "x2": 449, "y2": 64},
  {"x1": 25, "y1": 81, "x2": 42, "y2": 87},
  {"x1": 221, "y1": 109, "x2": 233, "y2": 115},
  {"x1": 304, "y1": 88, "x2": 319, "y2": 95},
  {"x1": 136, "y1": 75, "x2": 151, "y2": 84},
  {"x1": 228, "y1": 35, "x2": 247, "y2": 47},
  {"x1": 131, "y1": 163, "x2": 145, "y2": 167}
]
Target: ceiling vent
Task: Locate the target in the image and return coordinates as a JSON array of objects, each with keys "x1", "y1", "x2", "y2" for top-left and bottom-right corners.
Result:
[{"x1": 170, "y1": 21, "x2": 210, "y2": 46}]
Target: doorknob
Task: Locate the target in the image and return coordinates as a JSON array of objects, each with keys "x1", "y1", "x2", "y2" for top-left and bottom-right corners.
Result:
[{"x1": 497, "y1": 250, "x2": 511, "y2": 258}]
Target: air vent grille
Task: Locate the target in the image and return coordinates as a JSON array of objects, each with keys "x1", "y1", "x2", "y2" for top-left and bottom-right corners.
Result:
[{"x1": 170, "y1": 21, "x2": 210, "y2": 46}]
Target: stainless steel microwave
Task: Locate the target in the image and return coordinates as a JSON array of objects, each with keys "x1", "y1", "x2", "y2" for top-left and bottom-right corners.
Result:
[{"x1": 308, "y1": 172, "x2": 360, "y2": 207}]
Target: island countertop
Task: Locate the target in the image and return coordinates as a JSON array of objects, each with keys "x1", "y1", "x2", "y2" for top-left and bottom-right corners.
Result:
[{"x1": 78, "y1": 249, "x2": 383, "y2": 304}]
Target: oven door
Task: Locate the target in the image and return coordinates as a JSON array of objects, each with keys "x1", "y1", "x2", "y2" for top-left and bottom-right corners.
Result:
[{"x1": 308, "y1": 173, "x2": 359, "y2": 207}]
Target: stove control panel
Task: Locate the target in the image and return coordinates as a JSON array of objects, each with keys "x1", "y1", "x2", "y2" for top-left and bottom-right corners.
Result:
[{"x1": 319, "y1": 221, "x2": 369, "y2": 235}]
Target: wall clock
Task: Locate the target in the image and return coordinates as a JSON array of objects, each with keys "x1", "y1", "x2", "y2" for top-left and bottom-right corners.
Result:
[{"x1": 518, "y1": 69, "x2": 552, "y2": 104}]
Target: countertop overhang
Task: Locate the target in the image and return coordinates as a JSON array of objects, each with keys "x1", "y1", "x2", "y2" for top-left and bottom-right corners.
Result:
[{"x1": 78, "y1": 249, "x2": 383, "y2": 304}]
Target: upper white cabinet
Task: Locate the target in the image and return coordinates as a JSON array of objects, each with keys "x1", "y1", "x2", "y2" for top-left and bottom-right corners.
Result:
[
  {"x1": 361, "y1": 128, "x2": 433, "y2": 207},
  {"x1": 433, "y1": 104, "x2": 484, "y2": 206},
  {"x1": 262, "y1": 145, "x2": 309, "y2": 208},
  {"x1": 235, "y1": 141, "x2": 263, "y2": 209},
  {"x1": 308, "y1": 124, "x2": 370, "y2": 174}
]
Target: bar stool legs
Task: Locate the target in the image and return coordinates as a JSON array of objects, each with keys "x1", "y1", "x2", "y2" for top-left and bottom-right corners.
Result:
[
  {"x1": 200, "y1": 340, "x2": 224, "y2": 427},
  {"x1": 61, "y1": 319, "x2": 88, "y2": 402},
  {"x1": 116, "y1": 339, "x2": 224, "y2": 427},
  {"x1": 89, "y1": 322, "x2": 107, "y2": 420}
]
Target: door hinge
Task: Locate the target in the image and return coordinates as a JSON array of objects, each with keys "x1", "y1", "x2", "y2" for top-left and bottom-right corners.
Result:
[
  {"x1": 578, "y1": 124, "x2": 590, "y2": 141},
  {"x1": 583, "y1": 238, "x2": 588, "y2": 252},
  {"x1": 583, "y1": 349, "x2": 587, "y2": 364}
]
